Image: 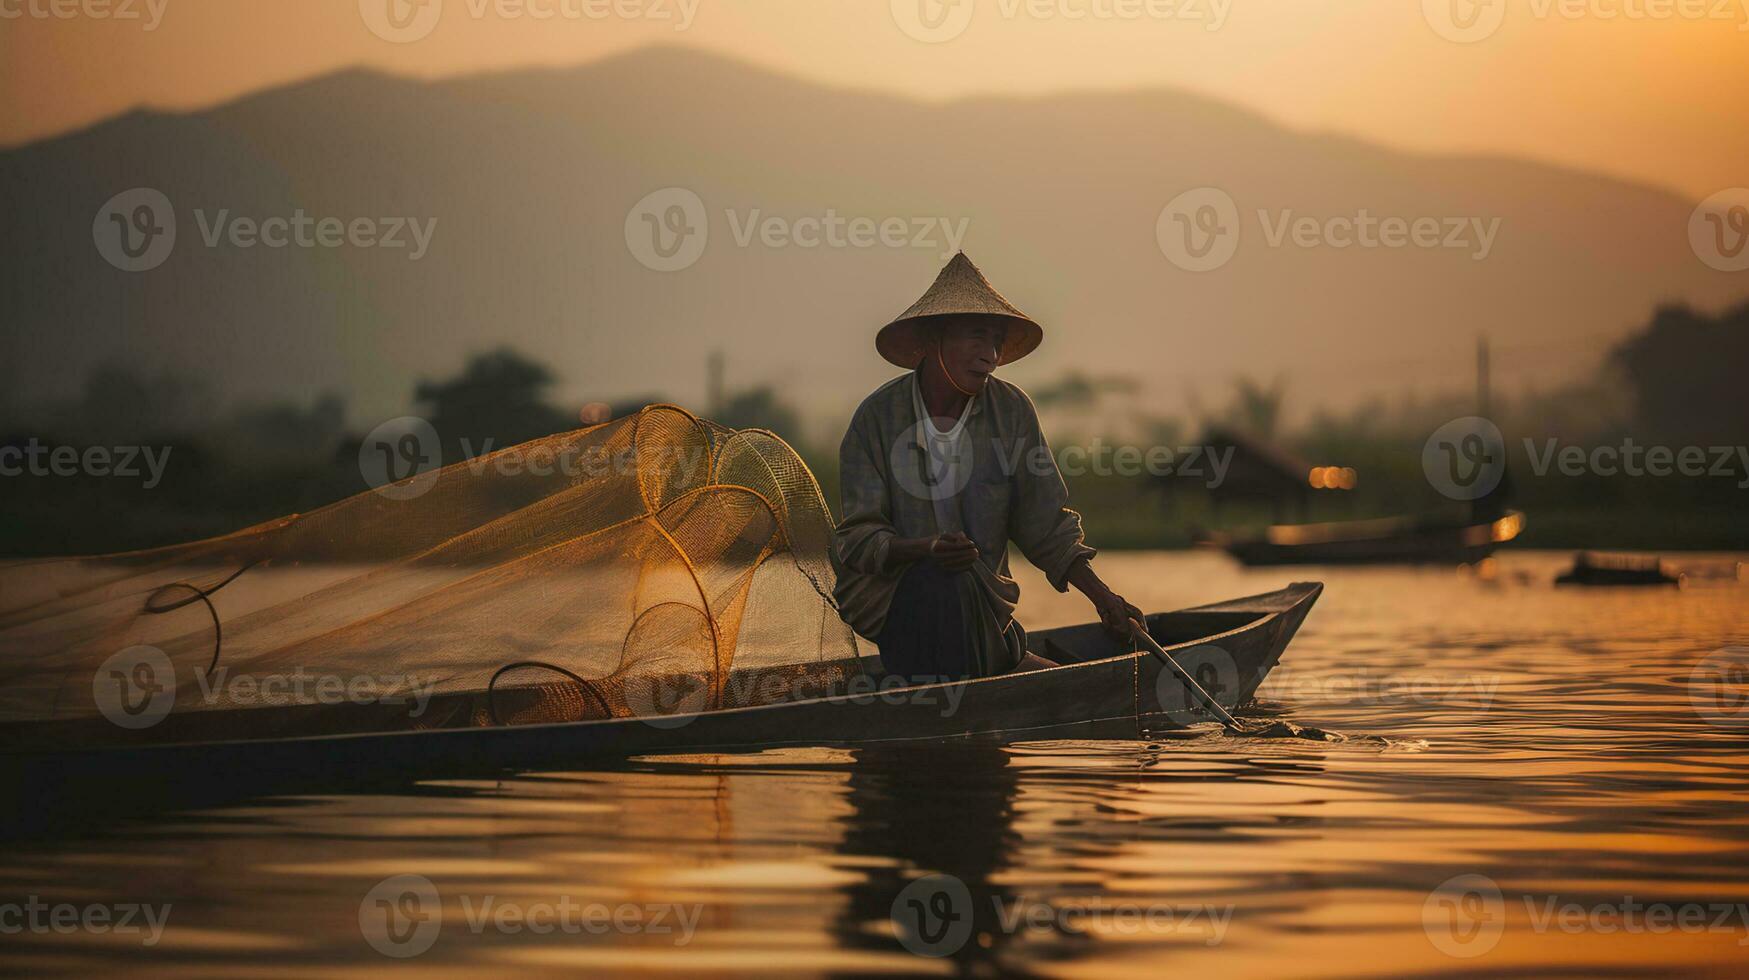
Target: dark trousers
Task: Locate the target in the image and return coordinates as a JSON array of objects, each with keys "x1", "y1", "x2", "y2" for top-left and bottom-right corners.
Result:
[{"x1": 877, "y1": 562, "x2": 976, "y2": 683}]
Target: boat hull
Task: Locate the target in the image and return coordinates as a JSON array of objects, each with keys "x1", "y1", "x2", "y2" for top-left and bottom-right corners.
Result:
[
  {"x1": 1214, "y1": 512, "x2": 1522, "y2": 566},
  {"x1": 0, "y1": 583, "x2": 1321, "y2": 826}
]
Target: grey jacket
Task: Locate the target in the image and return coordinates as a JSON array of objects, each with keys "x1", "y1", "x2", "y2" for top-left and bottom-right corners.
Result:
[{"x1": 832, "y1": 372, "x2": 1096, "y2": 642}]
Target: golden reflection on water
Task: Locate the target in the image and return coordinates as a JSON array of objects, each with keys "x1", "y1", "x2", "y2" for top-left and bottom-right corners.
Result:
[{"x1": 2, "y1": 551, "x2": 1746, "y2": 977}]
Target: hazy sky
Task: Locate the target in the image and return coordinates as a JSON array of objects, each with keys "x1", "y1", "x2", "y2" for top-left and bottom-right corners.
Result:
[{"x1": 3, "y1": 0, "x2": 1745, "y2": 199}]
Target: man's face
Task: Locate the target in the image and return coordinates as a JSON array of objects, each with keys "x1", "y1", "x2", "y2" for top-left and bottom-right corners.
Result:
[{"x1": 936, "y1": 318, "x2": 1006, "y2": 394}]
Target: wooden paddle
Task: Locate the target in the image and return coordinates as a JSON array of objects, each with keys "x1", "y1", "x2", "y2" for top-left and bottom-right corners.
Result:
[{"x1": 1128, "y1": 618, "x2": 1245, "y2": 731}]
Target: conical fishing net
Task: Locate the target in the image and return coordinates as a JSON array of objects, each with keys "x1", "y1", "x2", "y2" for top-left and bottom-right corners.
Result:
[{"x1": 0, "y1": 405, "x2": 862, "y2": 750}]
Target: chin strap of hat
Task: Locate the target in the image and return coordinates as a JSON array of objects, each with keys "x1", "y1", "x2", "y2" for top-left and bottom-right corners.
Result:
[{"x1": 933, "y1": 342, "x2": 980, "y2": 398}]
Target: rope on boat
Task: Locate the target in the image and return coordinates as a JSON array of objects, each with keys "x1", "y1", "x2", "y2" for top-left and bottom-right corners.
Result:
[
  {"x1": 142, "y1": 561, "x2": 259, "y2": 678},
  {"x1": 486, "y1": 660, "x2": 614, "y2": 726}
]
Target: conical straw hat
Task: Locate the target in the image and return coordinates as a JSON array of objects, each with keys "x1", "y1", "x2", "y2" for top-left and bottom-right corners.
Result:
[{"x1": 875, "y1": 252, "x2": 1044, "y2": 369}]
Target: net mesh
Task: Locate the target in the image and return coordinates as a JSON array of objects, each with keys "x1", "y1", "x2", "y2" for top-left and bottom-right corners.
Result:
[{"x1": 0, "y1": 405, "x2": 861, "y2": 749}]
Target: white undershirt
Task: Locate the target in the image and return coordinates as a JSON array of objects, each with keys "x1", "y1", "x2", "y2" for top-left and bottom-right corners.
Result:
[{"x1": 912, "y1": 376, "x2": 973, "y2": 534}]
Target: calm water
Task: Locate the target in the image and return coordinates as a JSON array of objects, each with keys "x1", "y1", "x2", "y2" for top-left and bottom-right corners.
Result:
[{"x1": 4, "y1": 551, "x2": 1748, "y2": 977}]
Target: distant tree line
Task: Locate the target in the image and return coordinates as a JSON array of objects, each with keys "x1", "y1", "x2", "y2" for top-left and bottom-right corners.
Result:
[{"x1": 3, "y1": 299, "x2": 1745, "y2": 555}]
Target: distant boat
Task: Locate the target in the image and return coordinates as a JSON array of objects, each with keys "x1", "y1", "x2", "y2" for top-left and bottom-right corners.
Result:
[
  {"x1": 1198, "y1": 510, "x2": 1524, "y2": 567},
  {"x1": 1555, "y1": 551, "x2": 1682, "y2": 587},
  {"x1": 1184, "y1": 337, "x2": 1523, "y2": 568}
]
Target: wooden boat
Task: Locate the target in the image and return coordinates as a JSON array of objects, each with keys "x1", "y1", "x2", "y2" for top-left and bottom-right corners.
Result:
[
  {"x1": 1555, "y1": 552, "x2": 1682, "y2": 587},
  {"x1": 0, "y1": 583, "x2": 1321, "y2": 823},
  {"x1": 1201, "y1": 511, "x2": 1524, "y2": 567}
]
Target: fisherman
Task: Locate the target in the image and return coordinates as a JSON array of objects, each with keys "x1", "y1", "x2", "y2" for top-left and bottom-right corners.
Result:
[{"x1": 833, "y1": 252, "x2": 1142, "y2": 683}]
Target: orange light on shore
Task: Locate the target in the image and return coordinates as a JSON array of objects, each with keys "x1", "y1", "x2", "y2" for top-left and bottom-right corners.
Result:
[{"x1": 1309, "y1": 466, "x2": 1358, "y2": 490}]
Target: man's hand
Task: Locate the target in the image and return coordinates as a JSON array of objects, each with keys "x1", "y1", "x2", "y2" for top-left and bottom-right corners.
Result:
[
  {"x1": 1090, "y1": 588, "x2": 1145, "y2": 642},
  {"x1": 1066, "y1": 558, "x2": 1144, "y2": 641},
  {"x1": 882, "y1": 533, "x2": 981, "y2": 573},
  {"x1": 928, "y1": 531, "x2": 981, "y2": 572}
]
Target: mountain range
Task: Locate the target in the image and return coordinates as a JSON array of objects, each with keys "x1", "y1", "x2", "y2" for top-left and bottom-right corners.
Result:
[{"x1": 2, "y1": 45, "x2": 1740, "y2": 439}]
